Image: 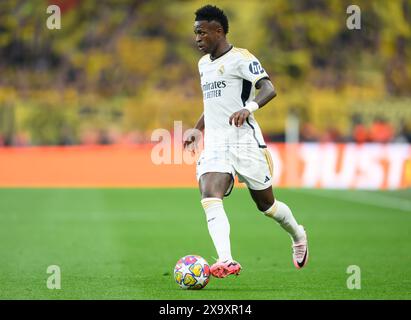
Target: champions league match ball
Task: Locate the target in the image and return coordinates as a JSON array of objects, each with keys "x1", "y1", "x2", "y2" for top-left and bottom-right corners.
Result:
[{"x1": 174, "y1": 255, "x2": 211, "y2": 289}]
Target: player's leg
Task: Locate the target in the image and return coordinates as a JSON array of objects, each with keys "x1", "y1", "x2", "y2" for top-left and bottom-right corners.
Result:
[
  {"x1": 199, "y1": 172, "x2": 232, "y2": 199},
  {"x1": 248, "y1": 186, "x2": 303, "y2": 238},
  {"x1": 199, "y1": 172, "x2": 241, "y2": 277},
  {"x1": 234, "y1": 146, "x2": 308, "y2": 269},
  {"x1": 248, "y1": 186, "x2": 309, "y2": 269}
]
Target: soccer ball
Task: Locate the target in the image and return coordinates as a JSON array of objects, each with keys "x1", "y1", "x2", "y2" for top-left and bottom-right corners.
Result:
[{"x1": 174, "y1": 255, "x2": 210, "y2": 290}]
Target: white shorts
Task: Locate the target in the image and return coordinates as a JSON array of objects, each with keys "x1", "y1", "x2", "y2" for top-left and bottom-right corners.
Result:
[{"x1": 196, "y1": 145, "x2": 274, "y2": 196}]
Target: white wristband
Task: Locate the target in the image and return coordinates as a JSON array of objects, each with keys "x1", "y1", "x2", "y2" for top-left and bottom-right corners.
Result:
[{"x1": 244, "y1": 101, "x2": 259, "y2": 113}]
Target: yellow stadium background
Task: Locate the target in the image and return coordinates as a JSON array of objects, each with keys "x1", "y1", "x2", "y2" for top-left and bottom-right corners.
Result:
[{"x1": 0, "y1": 0, "x2": 410, "y2": 188}]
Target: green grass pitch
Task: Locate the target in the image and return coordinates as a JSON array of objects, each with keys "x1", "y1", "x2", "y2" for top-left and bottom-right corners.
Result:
[{"x1": 0, "y1": 188, "x2": 410, "y2": 299}]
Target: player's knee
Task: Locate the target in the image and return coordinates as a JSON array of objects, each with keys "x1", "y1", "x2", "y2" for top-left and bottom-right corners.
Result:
[
  {"x1": 256, "y1": 200, "x2": 274, "y2": 214},
  {"x1": 201, "y1": 190, "x2": 224, "y2": 199}
]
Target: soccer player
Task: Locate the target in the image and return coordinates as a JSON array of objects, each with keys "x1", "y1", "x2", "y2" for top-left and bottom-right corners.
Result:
[{"x1": 184, "y1": 5, "x2": 308, "y2": 278}]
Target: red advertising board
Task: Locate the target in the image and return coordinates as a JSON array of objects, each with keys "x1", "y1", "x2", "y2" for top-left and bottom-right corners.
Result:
[{"x1": 0, "y1": 143, "x2": 409, "y2": 189}]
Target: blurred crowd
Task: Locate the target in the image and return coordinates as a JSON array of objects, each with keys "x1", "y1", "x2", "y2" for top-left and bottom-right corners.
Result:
[
  {"x1": 2, "y1": 116, "x2": 410, "y2": 147},
  {"x1": 0, "y1": 128, "x2": 150, "y2": 147},
  {"x1": 298, "y1": 115, "x2": 411, "y2": 143},
  {"x1": 0, "y1": 1, "x2": 410, "y2": 147}
]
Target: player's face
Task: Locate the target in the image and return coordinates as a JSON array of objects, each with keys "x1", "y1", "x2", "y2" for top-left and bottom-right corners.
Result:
[{"x1": 194, "y1": 20, "x2": 221, "y2": 54}]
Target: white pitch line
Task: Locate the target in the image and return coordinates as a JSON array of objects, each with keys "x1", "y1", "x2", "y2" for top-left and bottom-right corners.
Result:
[{"x1": 294, "y1": 189, "x2": 411, "y2": 213}]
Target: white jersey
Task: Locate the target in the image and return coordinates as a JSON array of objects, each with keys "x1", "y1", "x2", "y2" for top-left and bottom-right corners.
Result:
[{"x1": 198, "y1": 46, "x2": 269, "y2": 150}]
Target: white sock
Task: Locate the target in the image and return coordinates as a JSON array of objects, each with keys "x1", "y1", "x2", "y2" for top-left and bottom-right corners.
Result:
[
  {"x1": 264, "y1": 200, "x2": 305, "y2": 242},
  {"x1": 201, "y1": 198, "x2": 232, "y2": 262}
]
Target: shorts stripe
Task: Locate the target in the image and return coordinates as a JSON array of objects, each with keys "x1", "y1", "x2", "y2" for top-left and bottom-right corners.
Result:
[{"x1": 263, "y1": 149, "x2": 274, "y2": 177}]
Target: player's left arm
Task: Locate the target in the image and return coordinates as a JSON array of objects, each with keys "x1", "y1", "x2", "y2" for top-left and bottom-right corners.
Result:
[
  {"x1": 254, "y1": 78, "x2": 277, "y2": 108},
  {"x1": 229, "y1": 78, "x2": 276, "y2": 127}
]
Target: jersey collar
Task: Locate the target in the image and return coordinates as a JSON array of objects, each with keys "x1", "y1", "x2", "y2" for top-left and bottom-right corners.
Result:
[{"x1": 210, "y1": 45, "x2": 234, "y2": 62}]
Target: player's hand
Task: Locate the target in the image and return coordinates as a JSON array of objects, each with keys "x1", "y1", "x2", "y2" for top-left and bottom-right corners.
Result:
[
  {"x1": 229, "y1": 109, "x2": 250, "y2": 127},
  {"x1": 183, "y1": 128, "x2": 202, "y2": 155}
]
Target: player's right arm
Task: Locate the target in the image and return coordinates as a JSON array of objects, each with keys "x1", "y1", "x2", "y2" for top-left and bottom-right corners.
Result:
[{"x1": 183, "y1": 113, "x2": 204, "y2": 151}]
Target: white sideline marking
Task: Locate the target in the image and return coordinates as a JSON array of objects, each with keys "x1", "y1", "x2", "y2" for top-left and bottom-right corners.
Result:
[{"x1": 294, "y1": 189, "x2": 411, "y2": 213}]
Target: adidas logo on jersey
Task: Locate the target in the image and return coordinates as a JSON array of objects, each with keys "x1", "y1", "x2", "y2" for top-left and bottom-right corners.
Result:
[{"x1": 264, "y1": 176, "x2": 270, "y2": 183}]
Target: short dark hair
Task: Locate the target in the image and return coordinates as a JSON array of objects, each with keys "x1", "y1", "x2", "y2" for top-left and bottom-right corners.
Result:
[{"x1": 195, "y1": 5, "x2": 229, "y2": 34}]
